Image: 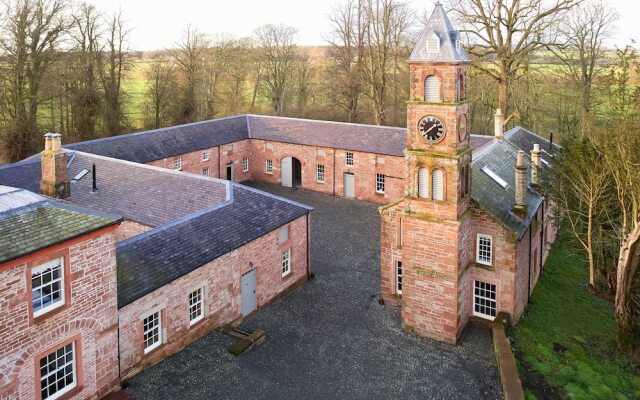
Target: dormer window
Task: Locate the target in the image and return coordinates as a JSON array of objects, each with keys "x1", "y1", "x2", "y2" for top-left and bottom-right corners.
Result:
[
  {"x1": 456, "y1": 39, "x2": 462, "y2": 52},
  {"x1": 426, "y1": 34, "x2": 440, "y2": 53}
]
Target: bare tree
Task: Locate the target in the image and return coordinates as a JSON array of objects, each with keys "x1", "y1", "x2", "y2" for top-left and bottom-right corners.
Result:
[
  {"x1": 226, "y1": 38, "x2": 252, "y2": 115},
  {"x1": 248, "y1": 45, "x2": 264, "y2": 113},
  {"x1": 97, "y1": 10, "x2": 129, "y2": 136},
  {"x1": 143, "y1": 56, "x2": 177, "y2": 129},
  {"x1": 202, "y1": 34, "x2": 235, "y2": 119},
  {"x1": 254, "y1": 24, "x2": 297, "y2": 116},
  {"x1": 170, "y1": 25, "x2": 209, "y2": 124},
  {"x1": 0, "y1": 0, "x2": 68, "y2": 161},
  {"x1": 295, "y1": 52, "x2": 314, "y2": 117},
  {"x1": 325, "y1": 0, "x2": 367, "y2": 122},
  {"x1": 69, "y1": 2, "x2": 101, "y2": 140},
  {"x1": 363, "y1": 0, "x2": 411, "y2": 126},
  {"x1": 554, "y1": 1, "x2": 617, "y2": 137},
  {"x1": 451, "y1": 0, "x2": 582, "y2": 124}
]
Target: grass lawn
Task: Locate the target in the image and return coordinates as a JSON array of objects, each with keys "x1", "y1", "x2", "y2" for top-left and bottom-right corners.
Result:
[{"x1": 513, "y1": 229, "x2": 640, "y2": 399}]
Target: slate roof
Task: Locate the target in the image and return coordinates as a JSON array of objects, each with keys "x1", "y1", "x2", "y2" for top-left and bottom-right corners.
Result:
[
  {"x1": 116, "y1": 184, "x2": 312, "y2": 308},
  {"x1": 0, "y1": 152, "x2": 228, "y2": 227},
  {"x1": 505, "y1": 126, "x2": 560, "y2": 165},
  {"x1": 65, "y1": 115, "x2": 248, "y2": 163},
  {"x1": 409, "y1": 2, "x2": 469, "y2": 63},
  {"x1": 471, "y1": 139, "x2": 544, "y2": 239},
  {"x1": 248, "y1": 115, "x2": 407, "y2": 156},
  {"x1": 0, "y1": 187, "x2": 121, "y2": 264}
]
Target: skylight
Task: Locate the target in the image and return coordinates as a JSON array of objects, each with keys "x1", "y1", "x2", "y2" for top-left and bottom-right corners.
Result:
[
  {"x1": 541, "y1": 159, "x2": 551, "y2": 167},
  {"x1": 72, "y1": 169, "x2": 89, "y2": 182},
  {"x1": 540, "y1": 148, "x2": 554, "y2": 158},
  {"x1": 481, "y1": 166, "x2": 509, "y2": 189}
]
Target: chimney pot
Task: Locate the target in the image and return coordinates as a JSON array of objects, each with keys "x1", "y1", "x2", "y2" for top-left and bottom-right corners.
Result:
[
  {"x1": 531, "y1": 144, "x2": 541, "y2": 186},
  {"x1": 514, "y1": 150, "x2": 527, "y2": 212},
  {"x1": 494, "y1": 109, "x2": 504, "y2": 139}
]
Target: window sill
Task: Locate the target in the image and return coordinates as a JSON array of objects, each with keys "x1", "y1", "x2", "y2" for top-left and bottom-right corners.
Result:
[
  {"x1": 474, "y1": 261, "x2": 494, "y2": 271},
  {"x1": 189, "y1": 316, "x2": 204, "y2": 327},
  {"x1": 144, "y1": 342, "x2": 163, "y2": 356},
  {"x1": 282, "y1": 271, "x2": 292, "y2": 280},
  {"x1": 48, "y1": 384, "x2": 83, "y2": 400},
  {"x1": 375, "y1": 191, "x2": 385, "y2": 195},
  {"x1": 32, "y1": 301, "x2": 69, "y2": 325}
]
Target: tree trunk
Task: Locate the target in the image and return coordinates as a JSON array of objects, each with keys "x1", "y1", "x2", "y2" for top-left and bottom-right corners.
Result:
[{"x1": 615, "y1": 224, "x2": 640, "y2": 349}]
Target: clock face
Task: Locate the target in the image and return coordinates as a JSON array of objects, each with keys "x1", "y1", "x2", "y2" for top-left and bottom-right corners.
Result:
[
  {"x1": 458, "y1": 114, "x2": 467, "y2": 141},
  {"x1": 418, "y1": 116, "x2": 445, "y2": 143}
]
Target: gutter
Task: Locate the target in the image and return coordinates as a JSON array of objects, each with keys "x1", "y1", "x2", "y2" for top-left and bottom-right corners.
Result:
[{"x1": 528, "y1": 225, "x2": 532, "y2": 300}]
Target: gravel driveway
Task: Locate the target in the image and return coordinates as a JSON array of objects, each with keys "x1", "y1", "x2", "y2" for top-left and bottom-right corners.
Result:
[{"x1": 124, "y1": 182, "x2": 502, "y2": 400}]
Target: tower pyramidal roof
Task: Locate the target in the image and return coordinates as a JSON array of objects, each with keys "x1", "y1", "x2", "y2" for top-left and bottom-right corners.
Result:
[{"x1": 409, "y1": 2, "x2": 469, "y2": 63}]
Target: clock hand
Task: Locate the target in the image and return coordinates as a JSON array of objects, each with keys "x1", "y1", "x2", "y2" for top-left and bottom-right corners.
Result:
[{"x1": 424, "y1": 124, "x2": 437, "y2": 135}]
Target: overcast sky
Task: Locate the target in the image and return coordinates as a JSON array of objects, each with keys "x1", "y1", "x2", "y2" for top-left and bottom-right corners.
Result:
[{"x1": 87, "y1": 0, "x2": 639, "y2": 51}]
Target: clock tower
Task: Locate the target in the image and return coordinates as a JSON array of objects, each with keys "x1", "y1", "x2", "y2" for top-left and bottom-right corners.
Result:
[{"x1": 380, "y1": 2, "x2": 473, "y2": 344}]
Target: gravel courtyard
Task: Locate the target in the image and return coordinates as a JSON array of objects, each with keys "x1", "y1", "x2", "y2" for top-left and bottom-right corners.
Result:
[{"x1": 124, "y1": 182, "x2": 502, "y2": 400}]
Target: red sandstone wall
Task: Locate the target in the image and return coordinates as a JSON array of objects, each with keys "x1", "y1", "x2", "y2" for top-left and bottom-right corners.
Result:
[
  {"x1": 249, "y1": 139, "x2": 404, "y2": 204},
  {"x1": 379, "y1": 200, "x2": 405, "y2": 307},
  {"x1": 117, "y1": 215, "x2": 309, "y2": 379},
  {"x1": 115, "y1": 220, "x2": 152, "y2": 242},
  {"x1": 0, "y1": 228, "x2": 120, "y2": 399},
  {"x1": 147, "y1": 146, "x2": 221, "y2": 178}
]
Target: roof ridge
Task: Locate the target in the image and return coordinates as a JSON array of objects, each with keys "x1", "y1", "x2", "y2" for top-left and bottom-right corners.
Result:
[
  {"x1": 247, "y1": 114, "x2": 406, "y2": 132},
  {"x1": 117, "y1": 197, "x2": 235, "y2": 248},
  {"x1": 233, "y1": 183, "x2": 313, "y2": 211},
  {"x1": 69, "y1": 150, "x2": 232, "y2": 190},
  {"x1": 65, "y1": 114, "x2": 249, "y2": 149}
]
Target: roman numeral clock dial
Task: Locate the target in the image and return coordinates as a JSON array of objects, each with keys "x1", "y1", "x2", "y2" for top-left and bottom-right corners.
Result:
[{"x1": 418, "y1": 116, "x2": 445, "y2": 144}]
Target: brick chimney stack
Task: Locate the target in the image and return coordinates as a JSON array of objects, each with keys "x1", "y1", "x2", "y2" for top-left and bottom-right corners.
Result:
[
  {"x1": 531, "y1": 144, "x2": 541, "y2": 186},
  {"x1": 40, "y1": 133, "x2": 70, "y2": 199},
  {"x1": 494, "y1": 109, "x2": 504, "y2": 140},
  {"x1": 513, "y1": 151, "x2": 527, "y2": 216}
]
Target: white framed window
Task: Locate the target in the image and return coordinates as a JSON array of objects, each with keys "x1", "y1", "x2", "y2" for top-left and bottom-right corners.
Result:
[
  {"x1": 346, "y1": 152, "x2": 354, "y2": 166},
  {"x1": 278, "y1": 225, "x2": 289, "y2": 244},
  {"x1": 189, "y1": 287, "x2": 204, "y2": 325},
  {"x1": 316, "y1": 164, "x2": 325, "y2": 183},
  {"x1": 202, "y1": 150, "x2": 209, "y2": 161},
  {"x1": 243, "y1": 157, "x2": 249, "y2": 172},
  {"x1": 474, "y1": 280, "x2": 497, "y2": 320},
  {"x1": 202, "y1": 168, "x2": 210, "y2": 176},
  {"x1": 476, "y1": 234, "x2": 493, "y2": 266},
  {"x1": 376, "y1": 173, "x2": 385, "y2": 193},
  {"x1": 432, "y1": 168, "x2": 444, "y2": 200},
  {"x1": 281, "y1": 248, "x2": 291, "y2": 277},
  {"x1": 425, "y1": 75, "x2": 442, "y2": 102},
  {"x1": 265, "y1": 159, "x2": 273, "y2": 174},
  {"x1": 396, "y1": 261, "x2": 403, "y2": 294},
  {"x1": 173, "y1": 157, "x2": 182, "y2": 170},
  {"x1": 143, "y1": 311, "x2": 162, "y2": 353},
  {"x1": 418, "y1": 167, "x2": 428, "y2": 198},
  {"x1": 39, "y1": 342, "x2": 76, "y2": 400},
  {"x1": 32, "y1": 259, "x2": 65, "y2": 317}
]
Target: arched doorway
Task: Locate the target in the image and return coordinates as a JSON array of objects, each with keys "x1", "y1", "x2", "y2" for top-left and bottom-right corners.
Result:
[{"x1": 281, "y1": 156, "x2": 302, "y2": 188}]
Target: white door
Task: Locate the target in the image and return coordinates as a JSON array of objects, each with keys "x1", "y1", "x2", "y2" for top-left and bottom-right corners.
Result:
[
  {"x1": 344, "y1": 173, "x2": 355, "y2": 198},
  {"x1": 281, "y1": 157, "x2": 292, "y2": 187},
  {"x1": 241, "y1": 269, "x2": 257, "y2": 316}
]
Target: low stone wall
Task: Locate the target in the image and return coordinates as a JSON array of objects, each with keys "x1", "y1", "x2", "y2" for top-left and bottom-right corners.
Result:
[{"x1": 492, "y1": 312, "x2": 525, "y2": 400}]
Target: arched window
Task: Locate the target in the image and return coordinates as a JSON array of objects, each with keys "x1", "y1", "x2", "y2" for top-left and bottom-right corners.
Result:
[
  {"x1": 425, "y1": 75, "x2": 441, "y2": 102},
  {"x1": 457, "y1": 73, "x2": 465, "y2": 101},
  {"x1": 427, "y1": 34, "x2": 440, "y2": 53},
  {"x1": 432, "y1": 168, "x2": 444, "y2": 201},
  {"x1": 465, "y1": 165, "x2": 470, "y2": 195},
  {"x1": 418, "y1": 167, "x2": 428, "y2": 198}
]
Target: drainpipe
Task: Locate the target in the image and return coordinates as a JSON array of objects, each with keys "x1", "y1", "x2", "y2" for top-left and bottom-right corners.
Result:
[
  {"x1": 217, "y1": 146, "x2": 221, "y2": 178},
  {"x1": 528, "y1": 226, "x2": 532, "y2": 301},
  {"x1": 306, "y1": 213, "x2": 312, "y2": 280},
  {"x1": 332, "y1": 149, "x2": 336, "y2": 196},
  {"x1": 540, "y1": 202, "x2": 545, "y2": 273}
]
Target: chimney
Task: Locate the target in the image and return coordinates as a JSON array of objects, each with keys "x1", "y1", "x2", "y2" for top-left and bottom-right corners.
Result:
[
  {"x1": 40, "y1": 133, "x2": 70, "y2": 199},
  {"x1": 512, "y1": 150, "x2": 528, "y2": 217},
  {"x1": 531, "y1": 144, "x2": 541, "y2": 186},
  {"x1": 494, "y1": 109, "x2": 504, "y2": 139}
]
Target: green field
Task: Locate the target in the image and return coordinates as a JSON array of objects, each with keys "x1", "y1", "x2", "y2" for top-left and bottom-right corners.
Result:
[{"x1": 513, "y1": 229, "x2": 640, "y2": 399}]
